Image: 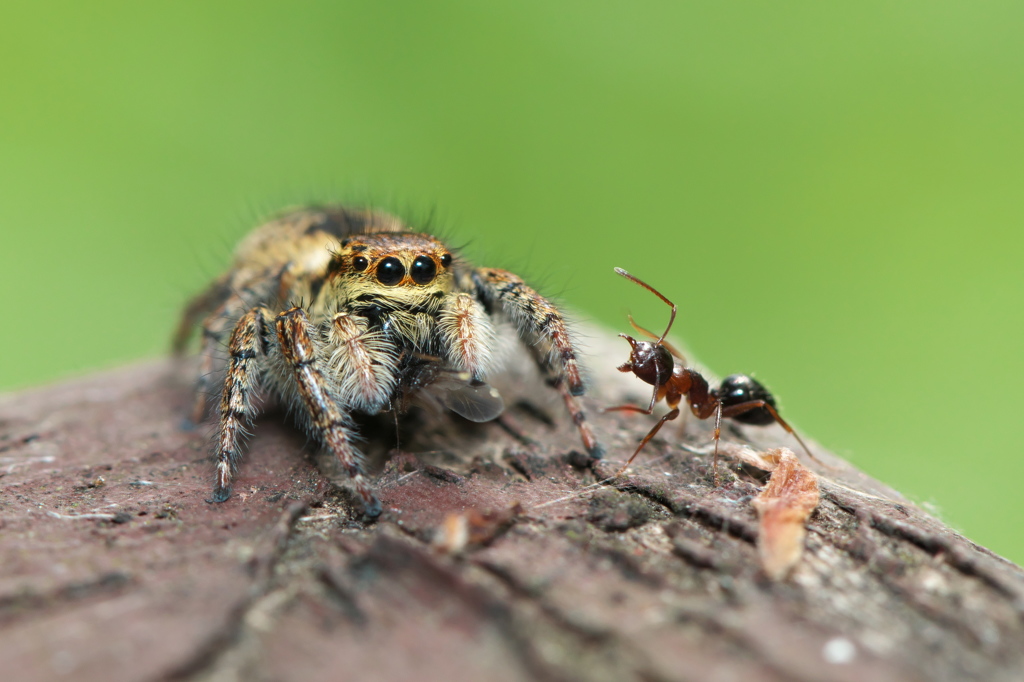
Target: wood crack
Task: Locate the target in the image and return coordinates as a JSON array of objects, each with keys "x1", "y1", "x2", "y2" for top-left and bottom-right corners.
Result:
[{"x1": 159, "y1": 501, "x2": 309, "y2": 681}]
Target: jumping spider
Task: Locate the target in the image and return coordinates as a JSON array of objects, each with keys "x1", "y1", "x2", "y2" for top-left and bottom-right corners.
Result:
[{"x1": 174, "y1": 206, "x2": 601, "y2": 516}]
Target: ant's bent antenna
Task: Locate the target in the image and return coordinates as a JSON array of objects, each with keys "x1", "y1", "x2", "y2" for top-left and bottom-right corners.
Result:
[{"x1": 614, "y1": 268, "x2": 677, "y2": 346}]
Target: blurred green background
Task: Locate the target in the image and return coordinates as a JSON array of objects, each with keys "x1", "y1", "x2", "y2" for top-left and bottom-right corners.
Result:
[{"x1": 1, "y1": 2, "x2": 1021, "y2": 562}]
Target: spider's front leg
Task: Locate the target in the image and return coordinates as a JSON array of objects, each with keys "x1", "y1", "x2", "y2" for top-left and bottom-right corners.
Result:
[
  {"x1": 470, "y1": 268, "x2": 603, "y2": 457},
  {"x1": 276, "y1": 307, "x2": 382, "y2": 518},
  {"x1": 213, "y1": 306, "x2": 272, "y2": 502}
]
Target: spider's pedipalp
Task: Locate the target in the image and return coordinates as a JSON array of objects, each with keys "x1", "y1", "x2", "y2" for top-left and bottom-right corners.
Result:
[
  {"x1": 437, "y1": 292, "x2": 498, "y2": 382},
  {"x1": 327, "y1": 312, "x2": 398, "y2": 415}
]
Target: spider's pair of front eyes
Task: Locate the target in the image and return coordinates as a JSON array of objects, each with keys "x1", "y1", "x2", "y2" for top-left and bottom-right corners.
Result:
[{"x1": 352, "y1": 253, "x2": 452, "y2": 286}]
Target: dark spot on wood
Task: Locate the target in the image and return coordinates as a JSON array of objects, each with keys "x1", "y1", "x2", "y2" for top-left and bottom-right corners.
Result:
[
  {"x1": 587, "y1": 491, "x2": 652, "y2": 532},
  {"x1": 566, "y1": 450, "x2": 595, "y2": 470},
  {"x1": 512, "y1": 400, "x2": 555, "y2": 426},
  {"x1": 421, "y1": 465, "x2": 465, "y2": 485},
  {"x1": 502, "y1": 449, "x2": 554, "y2": 481}
]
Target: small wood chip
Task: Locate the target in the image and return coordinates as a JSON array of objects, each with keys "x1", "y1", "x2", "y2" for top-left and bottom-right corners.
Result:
[
  {"x1": 433, "y1": 503, "x2": 523, "y2": 555},
  {"x1": 751, "y1": 448, "x2": 820, "y2": 580}
]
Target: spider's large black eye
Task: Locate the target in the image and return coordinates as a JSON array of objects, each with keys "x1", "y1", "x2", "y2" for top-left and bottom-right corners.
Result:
[
  {"x1": 410, "y1": 255, "x2": 437, "y2": 285},
  {"x1": 352, "y1": 256, "x2": 368, "y2": 272},
  {"x1": 376, "y1": 257, "x2": 405, "y2": 285}
]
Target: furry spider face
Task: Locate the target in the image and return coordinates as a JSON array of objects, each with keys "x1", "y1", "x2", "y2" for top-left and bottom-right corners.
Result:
[
  {"x1": 174, "y1": 206, "x2": 601, "y2": 517},
  {"x1": 330, "y1": 232, "x2": 454, "y2": 286}
]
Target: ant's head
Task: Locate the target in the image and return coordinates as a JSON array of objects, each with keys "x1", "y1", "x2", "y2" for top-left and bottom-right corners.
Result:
[
  {"x1": 716, "y1": 374, "x2": 777, "y2": 425},
  {"x1": 614, "y1": 268, "x2": 678, "y2": 388},
  {"x1": 617, "y1": 334, "x2": 674, "y2": 387}
]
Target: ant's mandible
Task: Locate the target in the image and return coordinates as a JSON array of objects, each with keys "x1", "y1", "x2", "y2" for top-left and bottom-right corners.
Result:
[{"x1": 607, "y1": 267, "x2": 821, "y2": 484}]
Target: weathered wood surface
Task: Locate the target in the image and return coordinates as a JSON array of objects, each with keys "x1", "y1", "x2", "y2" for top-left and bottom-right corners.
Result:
[{"x1": 2, "y1": 340, "x2": 1022, "y2": 682}]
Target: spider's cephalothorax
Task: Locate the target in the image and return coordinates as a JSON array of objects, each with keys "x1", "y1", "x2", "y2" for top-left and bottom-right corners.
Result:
[{"x1": 174, "y1": 206, "x2": 601, "y2": 516}]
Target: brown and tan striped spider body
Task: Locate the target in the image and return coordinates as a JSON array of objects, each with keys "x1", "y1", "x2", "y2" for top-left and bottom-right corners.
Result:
[{"x1": 174, "y1": 206, "x2": 600, "y2": 516}]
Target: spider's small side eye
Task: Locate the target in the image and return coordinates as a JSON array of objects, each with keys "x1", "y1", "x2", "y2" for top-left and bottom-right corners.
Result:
[
  {"x1": 352, "y1": 256, "x2": 369, "y2": 272},
  {"x1": 411, "y1": 255, "x2": 437, "y2": 284},
  {"x1": 376, "y1": 256, "x2": 405, "y2": 285},
  {"x1": 440, "y1": 253, "x2": 452, "y2": 268}
]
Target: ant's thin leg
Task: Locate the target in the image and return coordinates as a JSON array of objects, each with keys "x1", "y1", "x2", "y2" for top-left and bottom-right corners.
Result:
[
  {"x1": 615, "y1": 407, "x2": 680, "y2": 475},
  {"x1": 712, "y1": 403, "x2": 723, "y2": 486},
  {"x1": 720, "y1": 400, "x2": 828, "y2": 469},
  {"x1": 604, "y1": 404, "x2": 656, "y2": 415},
  {"x1": 604, "y1": 380, "x2": 660, "y2": 415}
]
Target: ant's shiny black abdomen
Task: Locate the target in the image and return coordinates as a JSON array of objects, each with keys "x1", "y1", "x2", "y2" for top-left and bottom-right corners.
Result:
[{"x1": 716, "y1": 374, "x2": 777, "y2": 426}]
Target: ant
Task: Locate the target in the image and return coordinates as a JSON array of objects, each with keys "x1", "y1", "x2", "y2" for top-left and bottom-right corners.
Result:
[{"x1": 607, "y1": 267, "x2": 822, "y2": 484}]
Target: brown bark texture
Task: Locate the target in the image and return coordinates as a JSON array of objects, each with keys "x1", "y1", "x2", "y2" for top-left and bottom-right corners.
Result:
[{"x1": 1, "y1": 336, "x2": 1022, "y2": 682}]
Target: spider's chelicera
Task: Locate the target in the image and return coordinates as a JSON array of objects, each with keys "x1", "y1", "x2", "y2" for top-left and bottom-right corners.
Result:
[{"x1": 174, "y1": 206, "x2": 601, "y2": 516}]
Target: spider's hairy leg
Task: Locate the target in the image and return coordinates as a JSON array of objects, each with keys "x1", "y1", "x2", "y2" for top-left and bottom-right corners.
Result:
[
  {"x1": 191, "y1": 309, "x2": 237, "y2": 425},
  {"x1": 551, "y1": 376, "x2": 603, "y2": 457},
  {"x1": 437, "y1": 292, "x2": 497, "y2": 381},
  {"x1": 182, "y1": 278, "x2": 276, "y2": 425},
  {"x1": 175, "y1": 280, "x2": 236, "y2": 424},
  {"x1": 327, "y1": 312, "x2": 397, "y2": 414},
  {"x1": 213, "y1": 306, "x2": 272, "y2": 503},
  {"x1": 470, "y1": 268, "x2": 602, "y2": 457},
  {"x1": 471, "y1": 268, "x2": 583, "y2": 392},
  {"x1": 173, "y1": 275, "x2": 230, "y2": 355},
  {"x1": 276, "y1": 307, "x2": 382, "y2": 518}
]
